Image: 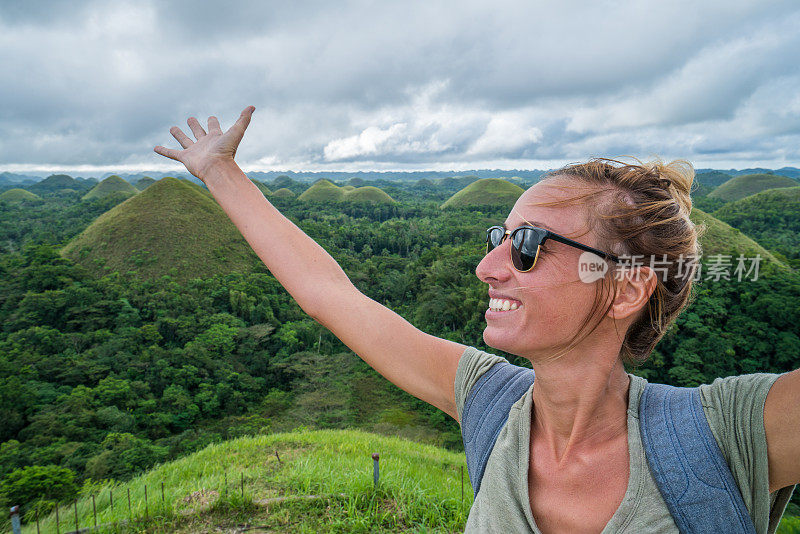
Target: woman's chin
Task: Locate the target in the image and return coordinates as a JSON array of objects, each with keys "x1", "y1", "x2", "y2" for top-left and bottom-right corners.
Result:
[{"x1": 482, "y1": 329, "x2": 513, "y2": 353}]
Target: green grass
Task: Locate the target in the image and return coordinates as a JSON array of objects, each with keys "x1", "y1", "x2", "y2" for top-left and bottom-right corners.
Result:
[
  {"x1": 272, "y1": 187, "x2": 296, "y2": 198},
  {"x1": 82, "y1": 175, "x2": 140, "y2": 200},
  {"x1": 690, "y1": 208, "x2": 786, "y2": 266},
  {"x1": 708, "y1": 173, "x2": 798, "y2": 202},
  {"x1": 0, "y1": 188, "x2": 41, "y2": 202},
  {"x1": 135, "y1": 177, "x2": 157, "y2": 190},
  {"x1": 252, "y1": 180, "x2": 273, "y2": 196},
  {"x1": 440, "y1": 178, "x2": 524, "y2": 209},
  {"x1": 25, "y1": 428, "x2": 472, "y2": 533},
  {"x1": 298, "y1": 180, "x2": 396, "y2": 204},
  {"x1": 712, "y1": 186, "x2": 800, "y2": 262},
  {"x1": 60, "y1": 177, "x2": 263, "y2": 284}
]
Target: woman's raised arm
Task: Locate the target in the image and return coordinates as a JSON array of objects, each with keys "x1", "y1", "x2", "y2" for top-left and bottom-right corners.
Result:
[{"x1": 154, "y1": 107, "x2": 466, "y2": 422}]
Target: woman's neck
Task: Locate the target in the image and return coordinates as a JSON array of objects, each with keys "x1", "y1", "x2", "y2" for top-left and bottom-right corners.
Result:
[{"x1": 529, "y1": 346, "x2": 631, "y2": 465}]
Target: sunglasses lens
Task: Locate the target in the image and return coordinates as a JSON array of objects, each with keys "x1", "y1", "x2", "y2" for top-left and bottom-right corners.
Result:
[
  {"x1": 511, "y1": 228, "x2": 540, "y2": 271},
  {"x1": 486, "y1": 227, "x2": 504, "y2": 253}
]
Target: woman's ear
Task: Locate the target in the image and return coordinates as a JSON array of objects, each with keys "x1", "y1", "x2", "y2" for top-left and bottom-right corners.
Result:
[{"x1": 608, "y1": 266, "x2": 657, "y2": 321}]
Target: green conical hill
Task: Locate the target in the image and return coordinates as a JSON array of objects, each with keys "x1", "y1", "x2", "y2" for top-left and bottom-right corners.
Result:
[
  {"x1": 345, "y1": 186, "x2": 396, "y2": 204},
  {"x1": 29, "y1": 429, "x2": 470, "y2": 533},
  {"x1": 30, "y1": 174, "x2": 76, "y2": 192},
  {"x1": 695, "y1": 171, "x2": 732, "y2": 188},
  {"x1": 271, "y1": 187, "x2": 295, "y2": 198},
  {"x1": 0, "y1": 188, "x2": 42, "y2": 202},
  {"x1": 298, "y1": 180, "x2": 396, "y2": 204},
  {"x1": 708, "y1": 173, "x2": 797, "y2": 202},
  {"x1": 690, "y1": 209, "x2": 785, "y2": 266},
  {"x1": 135, "y1": 176, "x2": 156, "y2": 190},
  {"x1": 712, "y1": 186, "x2": 800, "y2": 262},
  {"x1": 342, "y1": 185, "x2": 356, "y2": 191},
  {"x1": 82, "y1": 175, "x2": 140, "y2": 200},
  {"x1": 179, "y1": 178, "x2": 213, "y2": 199},
  {"x1": 61, "y1": 177, "x2": 261, "y2": 283},
  {"x1": 252, "y1": 180, "x2": 273, "y2": 196},
  {"x1": 441, "y1": 178, "x2": 525, "y2": 209},
  {"x1": 298, "y1": 179, "x2": 346, "y2": 202}
]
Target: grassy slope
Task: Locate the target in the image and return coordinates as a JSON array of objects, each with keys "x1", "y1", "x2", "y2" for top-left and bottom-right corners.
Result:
[
  {"x1": 24, "y1": 428, "x2": 800, "y2": 533},
  {"x1": 83, "y1": 175, "x2": 140, "y2": 200},
  {"x1": 28, "y1": 429, "x2": 471, "y2": 533},
  {"x1": 690, "y1": 208, "x2": 786, "y2": 266},
  {"x1": 345, "y1": 186, "x2": 396, "y2": 204},
  {"x1": 712, "y1": 187, "x2": 800, "y2": 261},
  {"x1": 298, "y1": 180, "x2": 346, "y2": 202},
  {"x1": 136, "y1": 177, "x2": 157, "y2": 190},
  {"x1": 252, "y1": 180, "x2": 273, "y2": 196},
  {"x1": 299, "y1": 180, "x2": 396, "y2": 204},
  {"x1": 441, "y1": 178, "x2": 524, "y2": 209},
  {"x1": 708, "y1": 173, "x2": 798, "y2": 202},
  {"x1": 0, "y1": 188, "x2": 41, "y2": 202},
  {"x1": 61, "y1": 177, "x2": 262, "y2": 284},
  {"x1": 272, "y1": 187, "x2": 296, "y2": 198}
]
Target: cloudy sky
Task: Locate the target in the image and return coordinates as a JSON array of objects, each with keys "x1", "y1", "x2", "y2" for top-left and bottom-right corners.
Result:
[{"x1": 2, "y1": 0, "x2": 800, "y2": 174}]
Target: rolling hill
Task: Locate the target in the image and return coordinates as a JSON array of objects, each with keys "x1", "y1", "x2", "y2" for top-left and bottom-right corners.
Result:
[
  {"x1": 708, "y1": 173, "x2": 798, "y2": 202},
  {"x1": 135, "y1": 176, "x2": 157, "y2": 190},
  {"x1": 298, "y1": 180, "x2": 396, "y2": 204},
  {"x1": 271, "y1": 187, "x2": 296, "y2": 198},
  {"x1": 440, "y1": 178, "x2": 525, "y2": 209},
  {"x1": 0, "y1": 188, "x2": 42, "y2": 202},
  {"x1": 690, "y1": 209, "x2": 785, "y2": 266},
  {"x1": 28, "y1": 174, "x2": 80, "y2": 194},
  {"x1": 61, "y1": 177, "x2": 262, "y2": 283},
  {"x1": 712, "y1": 186, "x2": 800, "y2": 262},
  {"x1": 298, "y1": 179, "x2": 346, "y2": 202},
  {"x1": 24, "y1": 429, "x2": 471, "y2": 533},
  {"x1": 343, "y1": 185, "x2": 396, "y2": 204},
  {"x1": 252, "y1": 180, "x2": 273, "y2": 196},
  {"x1": 694, "y1": 171, "x2": 732, "y2": 188},
  {"x1": 82, "y1": 175, "x2": 140, "y2": 201}
]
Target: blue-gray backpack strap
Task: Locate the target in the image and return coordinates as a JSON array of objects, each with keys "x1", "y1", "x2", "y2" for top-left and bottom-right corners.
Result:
[
  {"x1": 461, "y1": 361, "x2": 535, "y2": 495},
  {"x1": 639, "y1": 382, "x2": 756, "y2": 534}
]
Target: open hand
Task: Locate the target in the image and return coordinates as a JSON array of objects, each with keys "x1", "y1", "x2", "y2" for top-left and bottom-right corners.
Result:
[{"x1": 154, "y1": 106, "x2": 255, "y2": 181}]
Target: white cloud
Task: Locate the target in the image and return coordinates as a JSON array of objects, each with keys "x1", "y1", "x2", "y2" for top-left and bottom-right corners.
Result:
[
  {"x1": 1, "y1": 0, "x2": 800, "y2": 170},
  {"x1": 325, "y1": 124, "x2": 409, "y2": 160},
  {"x1": 466, "y1": 116, "x2": 542, "y2": 156}
]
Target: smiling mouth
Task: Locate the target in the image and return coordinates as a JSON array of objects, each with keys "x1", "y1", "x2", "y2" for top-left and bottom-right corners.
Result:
[{"x1": 488, "y1": 298, "x2": 521, "y2": 311}]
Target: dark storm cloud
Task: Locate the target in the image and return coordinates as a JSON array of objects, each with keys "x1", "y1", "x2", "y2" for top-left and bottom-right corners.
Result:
[{"x1": 2, "y1": 0, "x2": 799, "y2": 171}]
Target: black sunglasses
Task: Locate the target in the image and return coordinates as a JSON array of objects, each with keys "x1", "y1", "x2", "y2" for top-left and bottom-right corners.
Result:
[{"x1": 486, "y1": 225, "x2": 621, "y2": 272}]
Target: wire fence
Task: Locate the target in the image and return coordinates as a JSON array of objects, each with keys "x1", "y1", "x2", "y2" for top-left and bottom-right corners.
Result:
[{"x1": 7, "y1": 452, "x2": 467, "y2": 534}]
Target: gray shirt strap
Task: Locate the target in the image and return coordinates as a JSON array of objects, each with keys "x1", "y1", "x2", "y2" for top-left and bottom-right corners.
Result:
[
  {"x1": 461, "y1": 361, "x2": 535, "y2": 495},
  {"x1": 639, "y1": 382, "x2": 757, "y2": 533}
]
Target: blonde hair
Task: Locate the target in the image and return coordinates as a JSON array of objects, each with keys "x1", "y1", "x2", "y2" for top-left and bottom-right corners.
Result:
[{"x1": 534, "y1": 157, "x2": 702, "y2": 366}]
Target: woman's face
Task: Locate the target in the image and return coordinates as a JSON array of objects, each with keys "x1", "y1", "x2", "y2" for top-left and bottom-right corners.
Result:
[{"x1": 475, "y1": 177, "x2": 610, "y2": 360}]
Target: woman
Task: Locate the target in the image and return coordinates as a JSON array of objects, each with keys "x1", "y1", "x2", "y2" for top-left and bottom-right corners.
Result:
[{"x1": 155, "y1": 107, "x2": 798, "y2": 533}]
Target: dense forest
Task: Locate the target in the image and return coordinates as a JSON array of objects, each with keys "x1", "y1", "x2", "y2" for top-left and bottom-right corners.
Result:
[{"x1": 0, "y1": 172, "x2": 798, "y2": 520}]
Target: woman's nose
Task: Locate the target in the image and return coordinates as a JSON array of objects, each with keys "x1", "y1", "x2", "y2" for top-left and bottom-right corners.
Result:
[{"x1": 476, "y1": 241, "x2": 514, "y2": 284}]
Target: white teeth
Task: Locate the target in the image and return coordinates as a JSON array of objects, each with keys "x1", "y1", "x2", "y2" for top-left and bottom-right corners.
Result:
[{"x1": 488, "y1": 298, "x2": 521, "y2": 311}]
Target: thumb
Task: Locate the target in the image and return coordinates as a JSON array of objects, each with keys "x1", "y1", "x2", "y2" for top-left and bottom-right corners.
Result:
[{"x1": 228, "y1": 106, "x2": 255, "y2": 142}]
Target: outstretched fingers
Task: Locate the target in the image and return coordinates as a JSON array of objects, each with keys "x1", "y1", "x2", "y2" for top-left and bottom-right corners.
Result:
[
  {"x1": 208, "y1": 115, "x2": 222, "y2": 134},
  {"x1": 154, "y1": 145, "x2": 182, "y2": 161},
  {"x1": 170, "y1": 126, "x2": 193, "y2": 148},
  {"x1": 187, "y1": 116, "x2": 207, "y2": 139}
]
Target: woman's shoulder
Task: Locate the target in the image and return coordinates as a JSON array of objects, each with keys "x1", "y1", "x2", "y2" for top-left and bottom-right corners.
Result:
[{"x1": 453, "y1": 347, "x2": 511, "y2": 423}]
